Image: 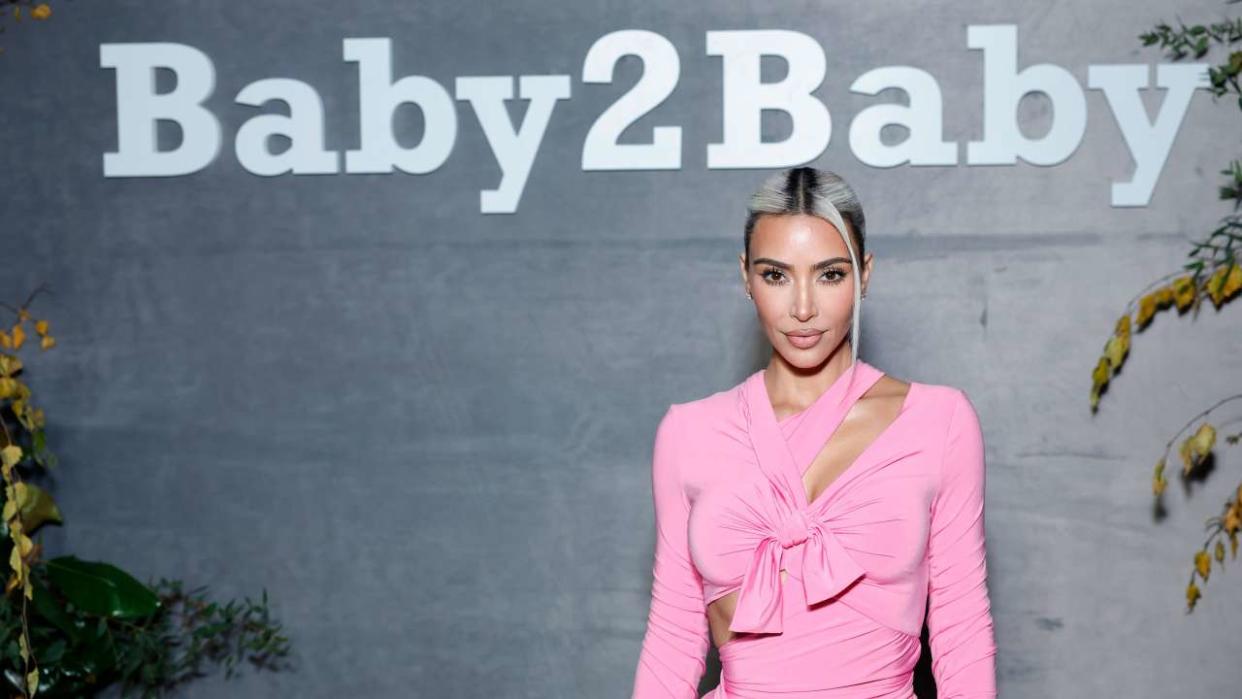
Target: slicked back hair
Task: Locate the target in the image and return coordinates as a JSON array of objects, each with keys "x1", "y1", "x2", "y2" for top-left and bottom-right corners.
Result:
[{"x1": 742, "y1": 167, "x2": 868, "y2": 366}]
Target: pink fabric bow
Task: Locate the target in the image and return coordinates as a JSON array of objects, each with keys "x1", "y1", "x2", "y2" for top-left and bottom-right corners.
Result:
[{"x1": 727, "y1": 507, "x2": 866, "y2": 634}]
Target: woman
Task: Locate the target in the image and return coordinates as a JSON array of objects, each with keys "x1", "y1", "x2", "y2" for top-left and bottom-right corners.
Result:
[{"x1": 630, "y1": 167, "x2": 997, "y2": 698}]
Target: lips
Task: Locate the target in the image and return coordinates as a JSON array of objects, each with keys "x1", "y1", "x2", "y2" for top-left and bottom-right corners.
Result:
[{"x1": 784, "y1": 330, "x2": 824, "y2": 349}]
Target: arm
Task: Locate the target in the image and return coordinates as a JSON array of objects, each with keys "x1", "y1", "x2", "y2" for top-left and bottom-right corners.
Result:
[
  {"x1": 926, "y1": 389, "x2": 998, "y2": 698},
  {"x1": 631, "y1": 404, "x2": 710, "y2": 699}
]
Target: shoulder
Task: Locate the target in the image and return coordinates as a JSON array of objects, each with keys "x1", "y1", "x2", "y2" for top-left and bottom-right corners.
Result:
[
  {"x1": 666, "y1": 376, "x2": 748, "y2": 431},
  {"x1": 914, "y1": 382, "x2": 986, "y2": 491},
  {"x1": 899, "y1": 375, "x2": 975, "y2": 420},
  {"x1": 894, "y1": 376, "x2": 982, "y2": 449}
]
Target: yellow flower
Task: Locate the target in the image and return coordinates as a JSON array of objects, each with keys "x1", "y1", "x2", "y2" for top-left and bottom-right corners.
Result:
[
  {"x1": 1224, "y1": 503, "x2": 1241, "y2": 536},
  {"x1": 1179, "y1": 437, "x2": 1194, "y2": 475},
  {"x1": 1156, "y1": 286, "x2": 1174, "y2": 307},
  {"x1": 1092, "y1": 356, "x2": 1110, "y2": 384},
  {"x1": 1190, "y1": 422, "x2": 1216, "y2": 460},
  {"x1": 1224, "y1": 262, "x2": 1242, "y2": 298},
  {"x1": 1152, "y1": 458, "x2": 1167, "y2": 496},
  {"x1": 1179, "y1": 423, "x2": 1216, "y2": 475},
  {"x1": 9, "y1": 324, "x2": 24, "y2": 350},
  {"x1": 1186, "y1": 581, "x2": 1201, "y2": 609},
  {"x1": 34, "y1": 319, "x2": 48, "y2": 336},
  {"x1": 1104, "y1": 333, "x2": 1128, "y2": 369},
  {"x1": 0, "y1": 445, "x2": 21, "y2": 469},
  {"x1": 1114, "y1": 314, "x2": 1131, "y2": 337},
  {"x1": 1215, "y1": 540, "x2": 1226, "y2": 562},
  {"x1": 8, "y1": 546, "x2": 22, "y2": 579},
  {"x1": 1195, "y1": 549, "x2": 1211, "y2": 580},
  {"x1": 0, "y1": 331, "x2": 9, "y2": 349},
  {"x1": 1171, "y1": 275, "x2": 1197, "y2": 310},
  {"x1": 1207, "y1": 265, "x2": 1229, "y2": 307},
  {"x1": 16, "y1": 532, "x2": 32, "y2": 558},
  {"x1": 1137, "y1": 293, "x2": 1158, "y2": 327},
  {"x1": 40, "y1": 335, "x2": 55, "y2": 350},
  {"x1": 0, "y1": 353, "x2": 21, "y2": 378},
  {"x1": 31, "y1": 3, "x2": 50, "y2": 20}
]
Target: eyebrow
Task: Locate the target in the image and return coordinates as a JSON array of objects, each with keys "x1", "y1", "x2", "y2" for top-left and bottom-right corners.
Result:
[{"x1": 751, "y1": 256, "x2": 852, "y2": 271}]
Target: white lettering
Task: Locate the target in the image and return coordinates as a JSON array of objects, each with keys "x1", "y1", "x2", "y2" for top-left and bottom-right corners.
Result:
[
  {"x1": 456, "y1": 75, "x2": 571, "y2": 214},
  {"x1": 581, "y1": 30, "x2": 682, "y2": 170},
  {"x1": 1088, "y1": 63, "x2": 1210, "y2": 206},
  {"x1": 966, "y1": 24, "x2": 1087, "y2": 166},
  {"x1": 235, "y1": 79, "x2": 338, "y2": 175},
  {"x1": 343, "y1": 37, "x2": 456, "y2": 175},
  {"x1": 100, "y1": 42, "x2": 221, "y2": 176},
  {"x1": 849, "y1": 66, "x2": 956, "y2": 167},
  {"x1": 706, "y1": 30, "x2": 831, "y2": 168}
]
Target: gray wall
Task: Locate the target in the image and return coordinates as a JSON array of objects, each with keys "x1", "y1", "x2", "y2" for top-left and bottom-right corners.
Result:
[{"x1": 3, "y1": 1, "x2": 1241, "y2": 697}]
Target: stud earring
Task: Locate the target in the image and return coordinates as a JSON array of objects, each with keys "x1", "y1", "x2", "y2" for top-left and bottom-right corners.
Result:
[{"x1": 746, "y1": 289, "x2": 752, "y2": 299}]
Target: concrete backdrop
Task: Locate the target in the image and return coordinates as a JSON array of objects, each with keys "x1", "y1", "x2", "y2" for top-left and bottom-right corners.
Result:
[{"x1": 2, "y1": 0, "x2": 1241, "y2": 697}]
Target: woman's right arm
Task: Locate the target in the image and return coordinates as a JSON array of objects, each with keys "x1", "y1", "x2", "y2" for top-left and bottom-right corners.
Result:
[{"x1": 631, "y1": 404, "x2": 710, "y2": 699}]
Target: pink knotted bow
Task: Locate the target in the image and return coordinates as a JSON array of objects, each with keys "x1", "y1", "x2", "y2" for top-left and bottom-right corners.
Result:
[{"x1": 727, "y1": 507, "x2": 866, "y2": 634}]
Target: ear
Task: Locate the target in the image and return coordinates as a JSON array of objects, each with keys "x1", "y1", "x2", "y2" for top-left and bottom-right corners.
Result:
[
  {"x1": 738, "y1": 252, "x2": 750, "y2": 295},
  {"x1": 860, "y1": 251, "x2": 874, "y2": 295}
]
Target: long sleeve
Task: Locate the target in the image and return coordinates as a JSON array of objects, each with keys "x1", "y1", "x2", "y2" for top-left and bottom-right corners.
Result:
[
  {"x1": 926, "y1": 389, "x2": 998, "y2": 698},
  {"x1": 631, "y1": 404, "x2": 710, "y2": 699}
]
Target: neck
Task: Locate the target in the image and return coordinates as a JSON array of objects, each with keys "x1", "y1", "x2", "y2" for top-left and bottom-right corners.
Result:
[{"x1": 763, "y1": 342, "x2": 856, "y2": 414}]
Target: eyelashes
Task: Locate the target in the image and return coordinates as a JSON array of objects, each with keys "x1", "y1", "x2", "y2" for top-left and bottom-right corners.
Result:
[{"x1": 759, "y1": 268, "x2": 848, "y2": 286}]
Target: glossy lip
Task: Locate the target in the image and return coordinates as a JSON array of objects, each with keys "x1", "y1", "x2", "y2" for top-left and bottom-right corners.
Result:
[{"x1": 784, "y1": 329, "x2": 824, "y2": 349}]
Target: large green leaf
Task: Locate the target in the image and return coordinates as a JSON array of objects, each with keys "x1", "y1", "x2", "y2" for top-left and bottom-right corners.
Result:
[
  {"x1": 31, "y1": 577, "x2": 84, "y2": 643},
  {"x1": 46, "y1": 556, "x2": 160, "y2": 619}
]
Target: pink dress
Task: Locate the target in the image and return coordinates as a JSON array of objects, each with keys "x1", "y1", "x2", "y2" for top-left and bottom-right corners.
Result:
[{"x1": 630, "y1": 359, "x2": 997, "y2": 698}]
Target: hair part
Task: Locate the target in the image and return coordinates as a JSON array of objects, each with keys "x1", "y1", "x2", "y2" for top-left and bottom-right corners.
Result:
[{"x1": 743, "y1": 167, "x2": 867, "y2": 266}]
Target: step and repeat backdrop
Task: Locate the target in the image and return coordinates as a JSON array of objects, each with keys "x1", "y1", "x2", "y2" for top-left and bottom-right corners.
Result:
[{"x1": 2, "y1": 1, "x2": 1239, "y2": 697}]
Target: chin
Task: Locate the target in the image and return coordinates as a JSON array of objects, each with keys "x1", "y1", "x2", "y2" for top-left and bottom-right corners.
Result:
[
  {"x1": 785, "y1": 353, "x2": 829, "y2": 370},
  {"x1": 774, "y1": 342, "x2": 832, "y2": 369}
]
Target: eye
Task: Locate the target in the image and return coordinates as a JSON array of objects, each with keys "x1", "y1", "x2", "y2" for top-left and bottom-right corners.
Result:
[
  {"x1": 760, "y1": 268, "x2": 787, "y2": 285},
  {"x1": 821, "y1": 268, "x2": 848, "y2": 284}
]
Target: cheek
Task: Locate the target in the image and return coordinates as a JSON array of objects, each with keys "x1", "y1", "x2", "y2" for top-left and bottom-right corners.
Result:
[
  {"x1": 753, "y1": 294, "x2": 785, "y2": 326},
  {"x1": 824, "y1": 288, "x2": 856, "y2": 321}
]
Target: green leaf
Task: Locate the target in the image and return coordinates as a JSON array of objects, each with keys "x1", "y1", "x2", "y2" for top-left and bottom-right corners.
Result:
[
  {"x1": 31, "y1": 578, "x2": 85, "y2": 643},
  {"x1": 46, "y1": 555, "x2": 160, "y2": 620}
]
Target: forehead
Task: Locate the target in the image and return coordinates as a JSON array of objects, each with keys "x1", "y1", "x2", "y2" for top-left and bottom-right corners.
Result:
[{"x1": 751, "y1": 213, "x2": 850, "y2": 257}]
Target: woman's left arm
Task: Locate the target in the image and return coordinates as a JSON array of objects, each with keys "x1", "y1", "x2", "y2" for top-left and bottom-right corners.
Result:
[{"x1": 926, "y1": 388, "x2": 998, "y2": 698}]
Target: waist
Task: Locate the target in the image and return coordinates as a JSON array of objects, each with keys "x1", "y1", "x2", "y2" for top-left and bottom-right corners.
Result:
[{"x1": 711, "y1": 585, "x2": 920, "y2": 699}]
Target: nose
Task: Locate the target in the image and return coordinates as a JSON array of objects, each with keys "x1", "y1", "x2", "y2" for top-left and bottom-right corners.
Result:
[{"x1": 790, "y1": 278, "x2": 817, "y2": 321}]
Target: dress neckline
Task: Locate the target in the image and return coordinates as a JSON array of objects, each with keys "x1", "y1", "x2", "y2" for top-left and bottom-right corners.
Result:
[{"x1": 759, "y1": 358, "x2": 877, "y2": 425}]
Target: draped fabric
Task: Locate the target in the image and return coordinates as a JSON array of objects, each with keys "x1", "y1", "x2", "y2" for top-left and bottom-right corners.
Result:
[{"x1": 631, "y1": 359, "x2": 997, "y2": 698}]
